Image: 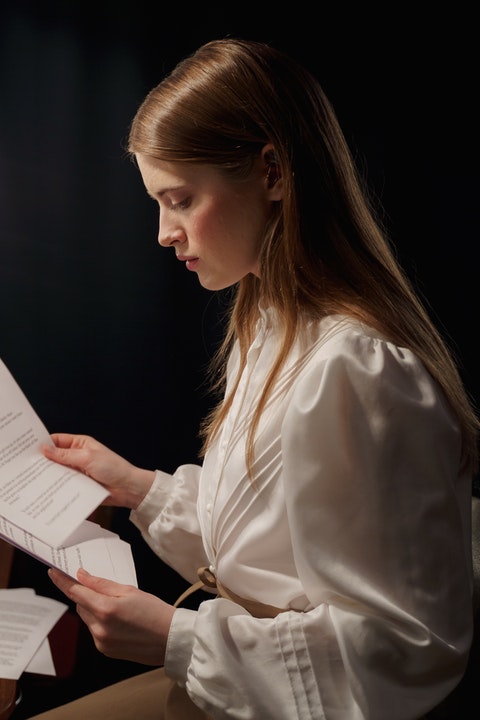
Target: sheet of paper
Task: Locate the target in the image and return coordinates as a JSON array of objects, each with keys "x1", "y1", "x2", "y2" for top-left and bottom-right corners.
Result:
[
  {"x1": 0, "y1": 518, "x2": 138, "y2": 586},
  {"x1": 0, "y1": 587, "x2": 67, "y2": 680},
  {"x1": 0, "y1": 359, "x2": 109, "y2": 547},
  {"x1": 25, "y1": 636, "x2": 56, "y2": 675}
]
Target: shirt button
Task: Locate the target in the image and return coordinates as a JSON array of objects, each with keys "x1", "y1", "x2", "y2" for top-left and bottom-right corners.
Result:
[{"x1": 206, "y1": 503, "x2": 212, "y2": 513}]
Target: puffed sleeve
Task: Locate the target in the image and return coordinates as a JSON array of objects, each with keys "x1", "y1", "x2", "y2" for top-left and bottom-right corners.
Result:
[
  {"x1": 164, "y1": 330, "x2": 473, "y2": 720},
  {"x1": 280, "y1": 332, "x2": 473, "y2": 716},
  {"x1": 130, "y1": 463, "x2": 209, "y2": 584}
]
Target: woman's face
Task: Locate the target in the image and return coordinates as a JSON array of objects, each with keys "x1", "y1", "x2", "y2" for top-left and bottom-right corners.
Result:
[{"x1": 135, "y1": 151, "x2": 282, "y2": 291}]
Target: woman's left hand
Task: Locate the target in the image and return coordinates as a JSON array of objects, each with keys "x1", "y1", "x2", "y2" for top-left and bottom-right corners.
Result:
[{"x1": 48, "y1": 567, "x2": 176, "y2": 666}]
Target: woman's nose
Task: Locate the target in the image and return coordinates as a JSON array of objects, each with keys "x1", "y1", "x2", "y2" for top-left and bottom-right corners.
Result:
[{"x1": 158, "y1": 218, "x2": 186, "y2": 248}]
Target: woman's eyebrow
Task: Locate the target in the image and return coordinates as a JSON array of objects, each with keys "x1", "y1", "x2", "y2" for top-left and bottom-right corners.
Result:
[{"x1": 148, "y1": 184, "x2": 184, "y2": 200}]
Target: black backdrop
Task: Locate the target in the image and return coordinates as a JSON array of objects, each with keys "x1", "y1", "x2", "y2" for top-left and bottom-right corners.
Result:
[
  {"x1": 0, "y1": 3, "x2": 478, "y2": 713},
  {"x1": 1, "y1": 0, "x2": 478, "y2": 629}
]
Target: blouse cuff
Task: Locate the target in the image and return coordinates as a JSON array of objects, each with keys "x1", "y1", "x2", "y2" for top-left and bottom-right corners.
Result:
[
  {"x1": 164, "y1": 607, "x2": 196, "y2": 683},
  {"x1": 130, "y1": 469, "x2": 175, "y2": 529}
]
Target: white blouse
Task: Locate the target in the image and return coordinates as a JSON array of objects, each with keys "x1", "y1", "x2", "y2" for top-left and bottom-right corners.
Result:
[{"x1": 130, "y1": 313, "x2": 473, "y2": 720}]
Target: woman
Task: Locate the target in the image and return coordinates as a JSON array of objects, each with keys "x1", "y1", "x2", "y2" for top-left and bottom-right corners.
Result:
[{"x1": 31, "y1": 38, "x2": 478, "y2": 719}]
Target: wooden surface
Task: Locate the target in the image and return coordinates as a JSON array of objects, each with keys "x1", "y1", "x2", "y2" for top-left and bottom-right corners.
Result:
[
  {"x1": 0, "y1": 681, "x2": 16, "y2": 720},
  {"x1": 0, "y1": 540, "x2": 14, "y2": 589}
]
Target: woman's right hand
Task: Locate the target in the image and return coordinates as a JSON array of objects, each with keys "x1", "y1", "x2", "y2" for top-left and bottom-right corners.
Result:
[{"x1": 42, "y1": 433, "x2": 155, "y2": 510}]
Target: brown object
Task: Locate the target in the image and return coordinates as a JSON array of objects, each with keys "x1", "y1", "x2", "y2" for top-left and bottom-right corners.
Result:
[
  {"x1": 0, "y1": 680, "x2": 16, "y2": 720},
  {"x1": 0, "y1": 539, "x2": 14, "y2": 588}
]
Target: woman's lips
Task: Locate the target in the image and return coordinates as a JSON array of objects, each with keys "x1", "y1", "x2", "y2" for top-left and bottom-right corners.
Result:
[
  {"x1": 185, "y1": 258, "x2": 199, "y2": 271},
  {"x1": 177, "y1": 255, "x2": 199, "y2": 271}
]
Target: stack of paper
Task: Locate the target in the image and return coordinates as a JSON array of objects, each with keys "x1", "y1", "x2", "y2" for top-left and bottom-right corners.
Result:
[
  {"x1": 0, "y1": 358, "x2": 138, "y2": 587},
  {"x1": 0, "y1": 587, "x2": 67, "y2": 680}
]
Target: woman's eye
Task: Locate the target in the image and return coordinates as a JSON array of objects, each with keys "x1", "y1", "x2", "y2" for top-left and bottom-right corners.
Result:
[{"x1": 171, "y1": 197, "x2": 191, "y2": 210}]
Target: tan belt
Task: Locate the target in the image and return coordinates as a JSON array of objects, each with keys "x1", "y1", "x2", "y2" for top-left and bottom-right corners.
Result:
[{"x1": 174, "y1": 566, "x2": 287, "y2": 618}]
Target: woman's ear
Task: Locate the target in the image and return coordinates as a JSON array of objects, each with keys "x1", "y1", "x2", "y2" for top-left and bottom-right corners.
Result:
[{"x1": 261, "y1": 143, "x2": 283, "y2": 200}]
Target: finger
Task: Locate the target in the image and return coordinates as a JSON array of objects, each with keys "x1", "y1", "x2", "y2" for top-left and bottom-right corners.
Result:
[
  {"x1": 49, "y1": 433, "x2": 78, "y2": 448},
  {"x1": 48, "y1": 568, "x2": 101, "y2": 609},
  {"x1": 77, "y1": 568, "x2": 131, "y2": 597},
  {"x1": 42, "y1": 443, "x2": 91, "y2": 469},
  {"x1": 48, "y1": 568, "x2": 80, "y2": 597}
]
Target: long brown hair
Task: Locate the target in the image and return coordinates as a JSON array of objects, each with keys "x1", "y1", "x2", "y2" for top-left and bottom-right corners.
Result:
[{"x1": 128, "y1": 38, "x2": 479, "y2": 477}]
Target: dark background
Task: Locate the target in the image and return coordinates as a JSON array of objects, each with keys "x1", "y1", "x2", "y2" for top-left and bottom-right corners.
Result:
[{"x1": 1, "y1": 2, "x2": 478, "y2": 715}]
